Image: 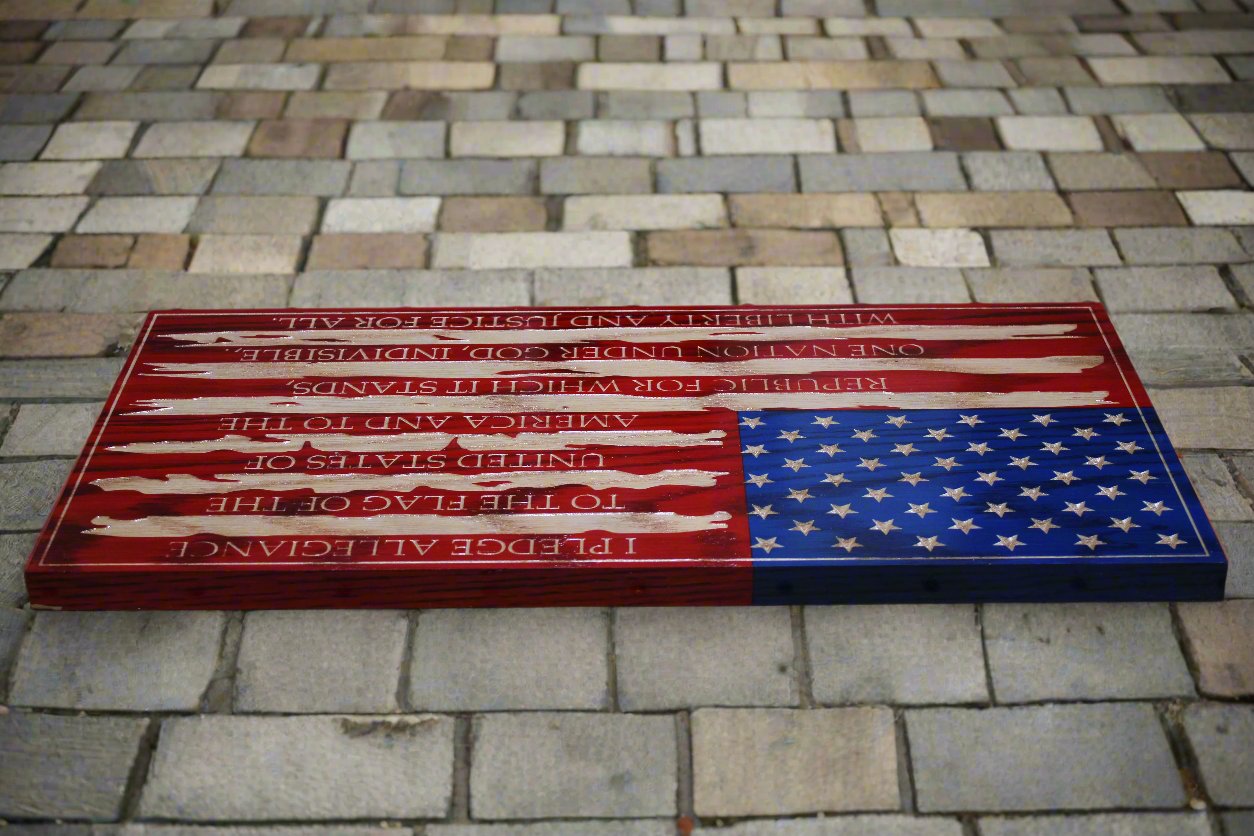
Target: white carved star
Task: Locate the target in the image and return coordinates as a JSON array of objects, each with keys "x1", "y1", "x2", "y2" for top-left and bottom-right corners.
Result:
[
  {"x1": 1110, "y1": 516, "x2": 1139, "y2": 533},
  {"x1": 975, "y1": 470, "x2": 1003, "y2": 486},
  {"x1": 1073, "y1": 427, "x2": 1098, "y2": 440},
  {"x1": 958, "y1": 414, "x2": 983, "y2": 427},
  {"x1": 778, "y1": 429, "x2": 804, "y2": 443},
  {"x1": 822, "y1": 472, "x2": 850, "y2": 487},
  {"x1": 790, "y1": 520, "x2": 818, "y2": 536},
  {"x1": 1096, "y1": 485, "x2": 1125, "y2": 501},
  {"x1": 1085, "y1": 455, "x2": 1110, "y2": 470},
  {"x1": 1052, "y1": 470, "x2": 1079, "y2": 485},
  {"x1": 933, "y1": 456, "x2": 960, "y2": 471},
  {"x1": 950, "y1": 518, "x2": 980, "y2": 534},
  {"x1": 926, "y1": 428, "x2": 951, "y2": 441},
  {"x1": 1041, "y1": 441, "x2": 1068, "y2": 455},
  {"x1": 750, "y1": 504, "x2": 777, "y2": 520},
  {"x1": 1116, "y1": 440, "x2": 1143, "y2": 454},
  {"x1": 942, "y1": 486, "x2": 969, "y2": 501},
  {"x1": 741, "y1": 416, "x2": 763, "y2": 428},
  {"x1": 812, "y1": 415, "x2": 838, "y2": 428},
  {"x1": 783, "y1": 457, "x2": 809, "y2": 472},
  {"x1": 1019, "y1": 486, "x2": 1046, "y2": 501},
  {"x1": 1104, "y1": 413, "x2": 1130, "y2": 426},
  {"x1": 743, "y1": 444, "x2": 768, "y2": 458},
  {"x1": 915, "y1": 535, "x2": 943, "y2": 552},
  {"x1": 1142, "y1": 500, "x2": 1172, "y2": 516},
  {"x1": 870, "y1": 518, "x2": 901, "y2": 535},
  {"x1": 864, "y1": 487, "x2": 893, "y2": 503},
  {"x1": 746, "y1": 473, "x2": 773, "y2": 488},
  {"x1": 1064, "y1": 501, "x2": 1091, "y2": 517},
  {"x1": 834, "y1": 536, "x2": 862, "y2": 553},
  {"x1": 1030, "y1": 517, "x2": 1058, "y2": 533},
  {"x1": 1031, "y1": 414, "x2": 1055, "y2": 426},
  {"x1": 787, "y1": 488, "x2": 813, "y2": 503},
  {"x1": 753, "y1": 536, "x2": 781, "y2": 553},
  {"x1": 892, "y1": 442, "x2": 919, "y2": 456},
  {"x1": 967, "y1": 442, "x2": 993, "y2": 456},
  {"x1": 999, "y1": 428, "x2": 1025, "y2": 441},
  {"x1": 907, "y1": 502, "x2": 936, "y2": 519},
  {"x1": 885, "y1": 414, "x2": 911, "y2": 427},
  {"x1": 985, "y1": 502, "x2": 1013, "y2": 517},
  {"x1": 899, "y1": 471, "x2": 928, "y2": 486},
  {"x1": 1128, "y1": 470, "x2": 1156, "y2": 484},
  {"x1": 1010, "y1": 456, "x2": 1036, "y2": 470},
  {"x1": 852, "y1": 428, "x2": 878, "y2": 442},
  {"x1": 996, "y1": 534, "x2": 1025, "y2": 551},
  {"x1": 857, "y1": 457, "x2": 884, "y2": 472},
  {"x1": 1157, "y1": 533, "x2": 1186, "y2": 549},
  {"x1": 1076, "y1": 534, "x2": 1105, "y2": 551},
  {"x1": 818, "y1": 443, "x2": 844, "y2": 457},
  {"x1": 828, "y1": 503, "x2": 857, "y2": 518}
]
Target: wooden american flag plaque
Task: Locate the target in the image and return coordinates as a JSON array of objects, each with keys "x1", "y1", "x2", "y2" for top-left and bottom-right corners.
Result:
[{"x1": 26, "y1": 305, "x2": 1226, "y2": 609}]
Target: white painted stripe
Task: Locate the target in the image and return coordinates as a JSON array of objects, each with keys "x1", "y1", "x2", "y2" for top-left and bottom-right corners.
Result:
[
  {"x1": 92, "y1": 469, "x2": 727, "y2": 494},
  {"x1": 87, "y1": 511, "x2": 732, "y2": 538},
  {"x1": 144, "y1": 355, "x2": 1104, "y2": 380}
]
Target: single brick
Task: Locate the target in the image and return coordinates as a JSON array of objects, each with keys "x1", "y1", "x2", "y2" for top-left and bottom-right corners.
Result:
[
  {"x1": 0, "y1": 234, "x2": 51, "y2": 269},
  {"x1": 564, "y1": 194, "x2": 725, "y2": 230},
  {"x1": 286, "y1": 91, "x2": 389, "y2": 120},
  {"x1": 0, "y1": 311, "x2": 132, "y2": 357},
  {"x1": 728, "y1": 193, "x2": 882, "y2": 227},
  {"x1": 800, "y1": 152, "x2": 964, "y2": 192},
  {"x1": 212, "y1": 159, "x2": 351, "y2": 196},
  {"x1": 441, "y1": 196, "x2": 547, "y2": 232},
  {"x1": 728, "y1": 60, "x2": 937, "y2": 90},
  {"x1": 1095, "y1": 266, "x2": 1235, "y2": 313},
  {"x1": 129, "y1": 233, "x2": 189, "y2": 269},
  {"x1": 50, "y1": 233, "x2": 133, "y2": 268},
  {"x1": 410, "y1": 609, "x2": 607, "y2": 711},
  {"x1": 40, "y1": 121, "x2": 135, "y2": 160},
  {"x1": 0, "y1": 358, "x2": 125, "y2": 399},
  {"x1": 532, "y1": 266, "x2": 732, "y2": 305},
  {"x1": 0, "y1": 161, "x2": 100, "y2": 195},
  {"x1": 908, "y1": 704, "x2": 1184, "y2": 812},
  {"x1": 292, "y1": 269, "x2": 529, "y2": 308},
  {"x1": 1088, "y1": 56, "x2": 1230, "y2": 85},
  {"x1": 1139, "y1": 152, "x2": 1243, "y2": 189},
  {"x1": 1178, "y1": 189, "x2": 1254, "y2": 226},
  {"x1": 346, "y1": 122, "x2": 446, "y2": 160},
  {"x1": 700, "y1": 117, "x2": 836, "y2": 154},
  {"x1": 998, "y1": 116, "x2": 1103, "y2": 152},
  {"x1": 305, "y1": 234, "x2": 428, "y2": 270},
  {"x1": 979, "y1": 813, "x2": 1211, "y2": 836},
  {"x1": 88, "y1": 159, "x2": 220, "y2": 196},
  {"x1": 0, "y1": 125, "x2": 53, "y2": 161},
  {"x1": 1184, "y1": 454, "x2": 1252, "y2": 522},
  {"x1": 1111, "y1": 113, "x2": 1203, "y2": 152},
  {"x1": 323, "y1": 197, "x2": 441, "y2": 233},
  {"x1": 915, "y1": 192, "x2": 1072, "y2": 227},
  {"x1": 1048, "y1": 152, "x2": 1156, "y2": 191},
  {"x1": 76, "y1": 196, "x2": 196, "y2": 234},
  {"x1": 0, "y1": 196, "x2": 89, "y2": 232},
  {"x1": 471, "y1": 713, "x2": 677, "y2": 819},
  {"x1": 0, "y1": 459, "x2": 71, "y2": 529},
  {"x1": 965, "y1": 267, "x2": 1097, "y2": 303},
  {"x1": 579, "y1": 61, "x2": 721, "y2": 90},
  {"x1": 648, "y1": 229, "x2": 842, "y2": 266},
  {"x1": 659, "y1": 155, "x2": 796, "y2": 193},
  {"x1": 1069, "y1": 191, "x2": 1187, "y2": 227},
  {"x1": 141, "y1": 715, "x2": 455, "y2": 820},
  {"x1": 964, "y1": 152, "x2": 1055, "y2": 192},
  {"x1": 1153, "y1": 387, "x2": 1254, "y2": 451},
  {"x1": 402, "y1": 159, "x2": 537, "y2": 196},
  {"x1": 891, "y1": 228, "x2": 989, "y2": 267},
  {"x1": 1177, "y1": 601, "x2": 1254, "y2": 697},
  {"x1": 736, "y1": 266, "x2": 853, "y2": 304},
  {"x1": 575, "y1": 119, "x2": 673, "y2": 156},
  {"x1": 0, "y1": 401, "x2": 101, "y2": 456},
  {"x1": 807, "y1": 604, "x2": 987, "y2": 705},
  {"x1": 10, "y1": 611, "x2": 225, "y2": 710},
  {"x1": 693, "y1": 707, "x2": 898, "y2": 816},
  {"x1": 451, "y1": 120, "x2": 565, "y2": 157},
  {"x1": 541, "y1": 157, "x2": 651, "y2": 194},
  {"x1": 854, "y1": 116, "x2": 933, "y2": 152},
  {"x1": 188, "y1": 196, "x2": 319, "y2": 234},
  {"x1": 132, "y1": 120, "x2": 254, "y2": 158},
  {"x1": 197, "y1": 62, "x2": 320, "y2": 91},
  {"x1": 430, "y1": 824, "x2": 674, "y2": 836},
  {"x1": 247, "y1": 118, "x2": 347, "y2": 158},
  {"x1": 0, "y1": 712, "x2": 147, "y2": 821},
  {"x1": 990, "y1": 230, "x2": 1120, "y2": 267},
  {"x1": 984, "y1": 603, "x2": 1193, "y2": 702},
  {"x1": 615, "y1": 607, "x2": 795, "y2": 709},
  {"x1": 1183, "y1": 702, "x2": 1254, "y2": 806},
  {"x1": 433, "y1": 231, "x2": 632, "y2": 269},
  {"x1": 188, "y1": 234, "x2": 302, "y2": 273},
  {"x1": 0, "y1": 532, "x2": 34, "y2": 608}
]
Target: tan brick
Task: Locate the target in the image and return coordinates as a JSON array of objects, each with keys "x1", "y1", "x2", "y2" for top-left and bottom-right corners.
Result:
[
  {"x1": 728, "y1": 60, "x2": 937, "y2": 90},
  {"x1": 128, "y1": 234, "x2": 189, "y2": 269},
  {"x1": 439, "y1": 197, "x2": 547, "y2": 232},
  {"x1": 188, "y1": 234, "x2": 302, "y2": 274},
  {"x1": 284, "y1": 92, "x2": 387, "y2": 120},
  {"x1": 305, "y1": 234, "x2": 428, "y2": 270},
  {"x1": 285, "y1": 37, "x2": 445, "y2": 64},
  {"x1": 1177, "y1": 602, "x2": 1254, "y2": 697},
  {"x1": 1069, "y1": 190, "x2": 1188, "y2": 227},
  {"x1": 216, "y1": 91, "x2": 286, "y2": 120},
  {"x1": 728, "y1": 194, "x2": 883, "y2": 228},
  {"x1": 1138, "y1": 152, "x2": 1243, "y2": 190},
  {"x1": 50, "y1": 234, "x2": 133, "y2": 268},
  {"x1": 79, "y1": 0, "x2": 210, "y2": 18},
  {"x1": 323, "y1": 62, "x2": 495, "y2": 91},
  {"x1": 647, "y1": 229, "x2": 843, "y2": 266},
  {"x1": 248, "y1": 119, "x2": 347, "y2": 159},
  {"x1": 1153, "y1": 387, "x2": 1254, "y2": 450},
  {"x1": 242, "y1": 17, "x2": 309, "y2": 39},
  {"x1": 878, "y1": 192, "x2": 918, "y2": 227},
  {"x1": 0, "y1": 312, "x2": 135, "y2": 357},
  {"x1": 405, "y1": 14, "x2": 560, "y2": 36},
  {"x1": 445, "y1": 36, "x2": 494, "y2": 62},
  {"x1": 916, "y1": 192, "x2": 1073, "y2": 228}
]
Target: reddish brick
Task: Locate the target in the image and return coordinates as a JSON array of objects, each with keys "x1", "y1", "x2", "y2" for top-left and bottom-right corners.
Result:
[
  {"x1": 248, "y1": 119, "x2": 347, "y2": 159},
  {"x1": 129, "y1": 234, "x2": 189, "y2": 270},
  {"x1": 1069, "y1": 190, "x2": 1188, "y2": 227},
  {"x1": 50, "y1": 234, "x2": 133, "y2": 268},
  {"x1": 1138, "y1": 152, "x2": 1244, "y2": 189},
  {"x1": 306, "y1": 234, "x2": 428, "y2": 270},
  {"x1": 242, "y1": 17, "x2": 309, "y2": 39}
]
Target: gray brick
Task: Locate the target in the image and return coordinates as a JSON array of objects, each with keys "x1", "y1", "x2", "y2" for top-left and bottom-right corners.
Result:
[
  {"x1": 0, "y1": 125, "x2": 52, "y2": 162},
  {"x1": 11, "y1": 611, "x2": 225, "y2": 711},
  {"x1": 659, "y1": 155, "x2": 795, "y2": 193},
  {"x1": 597, "y1": 91, "x2": 693, "y2": 119},
  {"x1": 965, "y1": 267, "x2": 1096, "y2": 302},
  {"x1": 2, "y1": 270, "x2": 292, "y2": 313},
  {"x1": 1113, "y1": 227, "x2": 1249, "y2": 265},
  {"x1": 235, "y1": 610, "x2": 408, "y2": 713},
  {"x1": 672, "y1": 819, "x2": 962, "y2": 836},
  {"x1": 409, "y1": 608, "x2": 608, "y2": 711},
  {"x1": 923, "y1": 89, "x2": 1013, "y2": 117},
  {"x1": 736, "y1": 266, "x2": 853, "y2": 304},
  {"x1": 429, "y1": 825, "x2": 674, "y2": 836},
  {"x1": 1008, "y1": 88, "x2": 1069, "y2": 116},
  {"x1": 0, "y1": 402, "x2": 101, "y2": 457},
  {"x1": 1183, "y1": 703, "x2": 1253, "y2": 806},
  {"x1": 541, "y1": 157, "x2": 652, "y2": 194},
  {"x1": 471, "y1": 713, "x2": 677, "y2": 819},
  {"x1": 291, "y1": 270, "x2": 531, "y2": 308},
  {"x1": 983, "y1": 603, "x2": 1193, "y2": 702},
  {"x1": 990, "y1": 230, "x2": 1121, "y2": 266},
  {"x1": 1153, "y1": 386, "x2": 1254, "y2": 450},
  {"x1": 800, "y1": 153, "x2": 965, "y2": 192},
  {"x1": 693, "y1": 707, "x2": 898, "y2": 816},
  {"x1": 212, "y1": 159, "x2": 351, "y2": 196},
  {"x1": 1095, "y1": 265, "x2": 1237, "y2": 312},
  {"x1": 697, "y1": 91, "x2": 747, "y2": 117},
  {"x1": 852, "y1": 267, "x2": 971, "y2": 303},
  {"x1": 88, "y1": 159, "x2": 219, "y2": 196},
  {"x1": 75, "y1": 92, "x2": 219, "y2": 121},
  {"x1": 349, "y1": 160, "x2": 399, "y2": 196},
  {"x1": 1181, "y1": 454, "x2": 1252, "y2": 522},
  {"x1": 115, "y1": 39, "x2": 216, "y2": 65},
  {"x1": 0, "y1": 359, "x2": 125, "y2": 399},
  {"x1": 0, "y1": 532, "x2": 34, "y2": 607},
  {"x1": 1064, "y1": 85, "x2": 1173, "y2": 114},
  {"x1": 0, "y1": 94, "x2": 77, "y2": 125},
  {"x1": 0, "y1": 607, "x2": 27, "y2": 700},
  {"x1": 401, "y1": 159, "x2": 537, "y2": 196},
  {"x1": 0, "y1": 712, "x2": 147, "y2": 821},
  {"x1": 1222, "y1": 812, "x2": 1254, "y2": 836},
  {"x1": 1110, "y1": 313, "x2": 1254, "y2": 353},
  {"x1": 615, "y1": 607, "x2": 795, "y2": 710},
  {"x1": 842, "y1": 229, "x2": 894, "y2": 266},
  {"x1": 518, "y1": 90, "x2": 595, "y2": 120},
  {"x1": 141, "y1": 715, "x2": 455, "y2": 821},
  {"x1": 534, "y1": 266, "x2": 730, "y2": 305},
  {"x1": 1219, "y1": 523, "x2": 1254, "y2": 599},
  {"x1": 978, "y1": 813, "x2": 1211, "y2": 836},
  {"x1": 963, "y1": 152, "x2": 1055, "y2": 191},
  {"x1": 807, "y1": 605, "x2": 987, "y2": 705},
  {"x1": 0, "y1": 458, "x2": 70, "y2": 530},
  {"x1": 908, "y1": 704, "x2": 1184, "y2": 812},
  {"x1": 852, "y1": 90, "x2": 923, "y2": 117},
  {"x1": 188, "y1": 196, "x2": 319, "y2": 235}
]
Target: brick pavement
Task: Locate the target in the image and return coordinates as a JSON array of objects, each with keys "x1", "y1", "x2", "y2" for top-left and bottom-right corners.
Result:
[{"x1": 0, "y1": 0, "x2": 1252, "y2": 832}]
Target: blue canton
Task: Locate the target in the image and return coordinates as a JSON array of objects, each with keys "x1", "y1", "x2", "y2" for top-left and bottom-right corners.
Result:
[{"x1": 738, "y1": 408, "x2": 1205, "y2": 561}]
